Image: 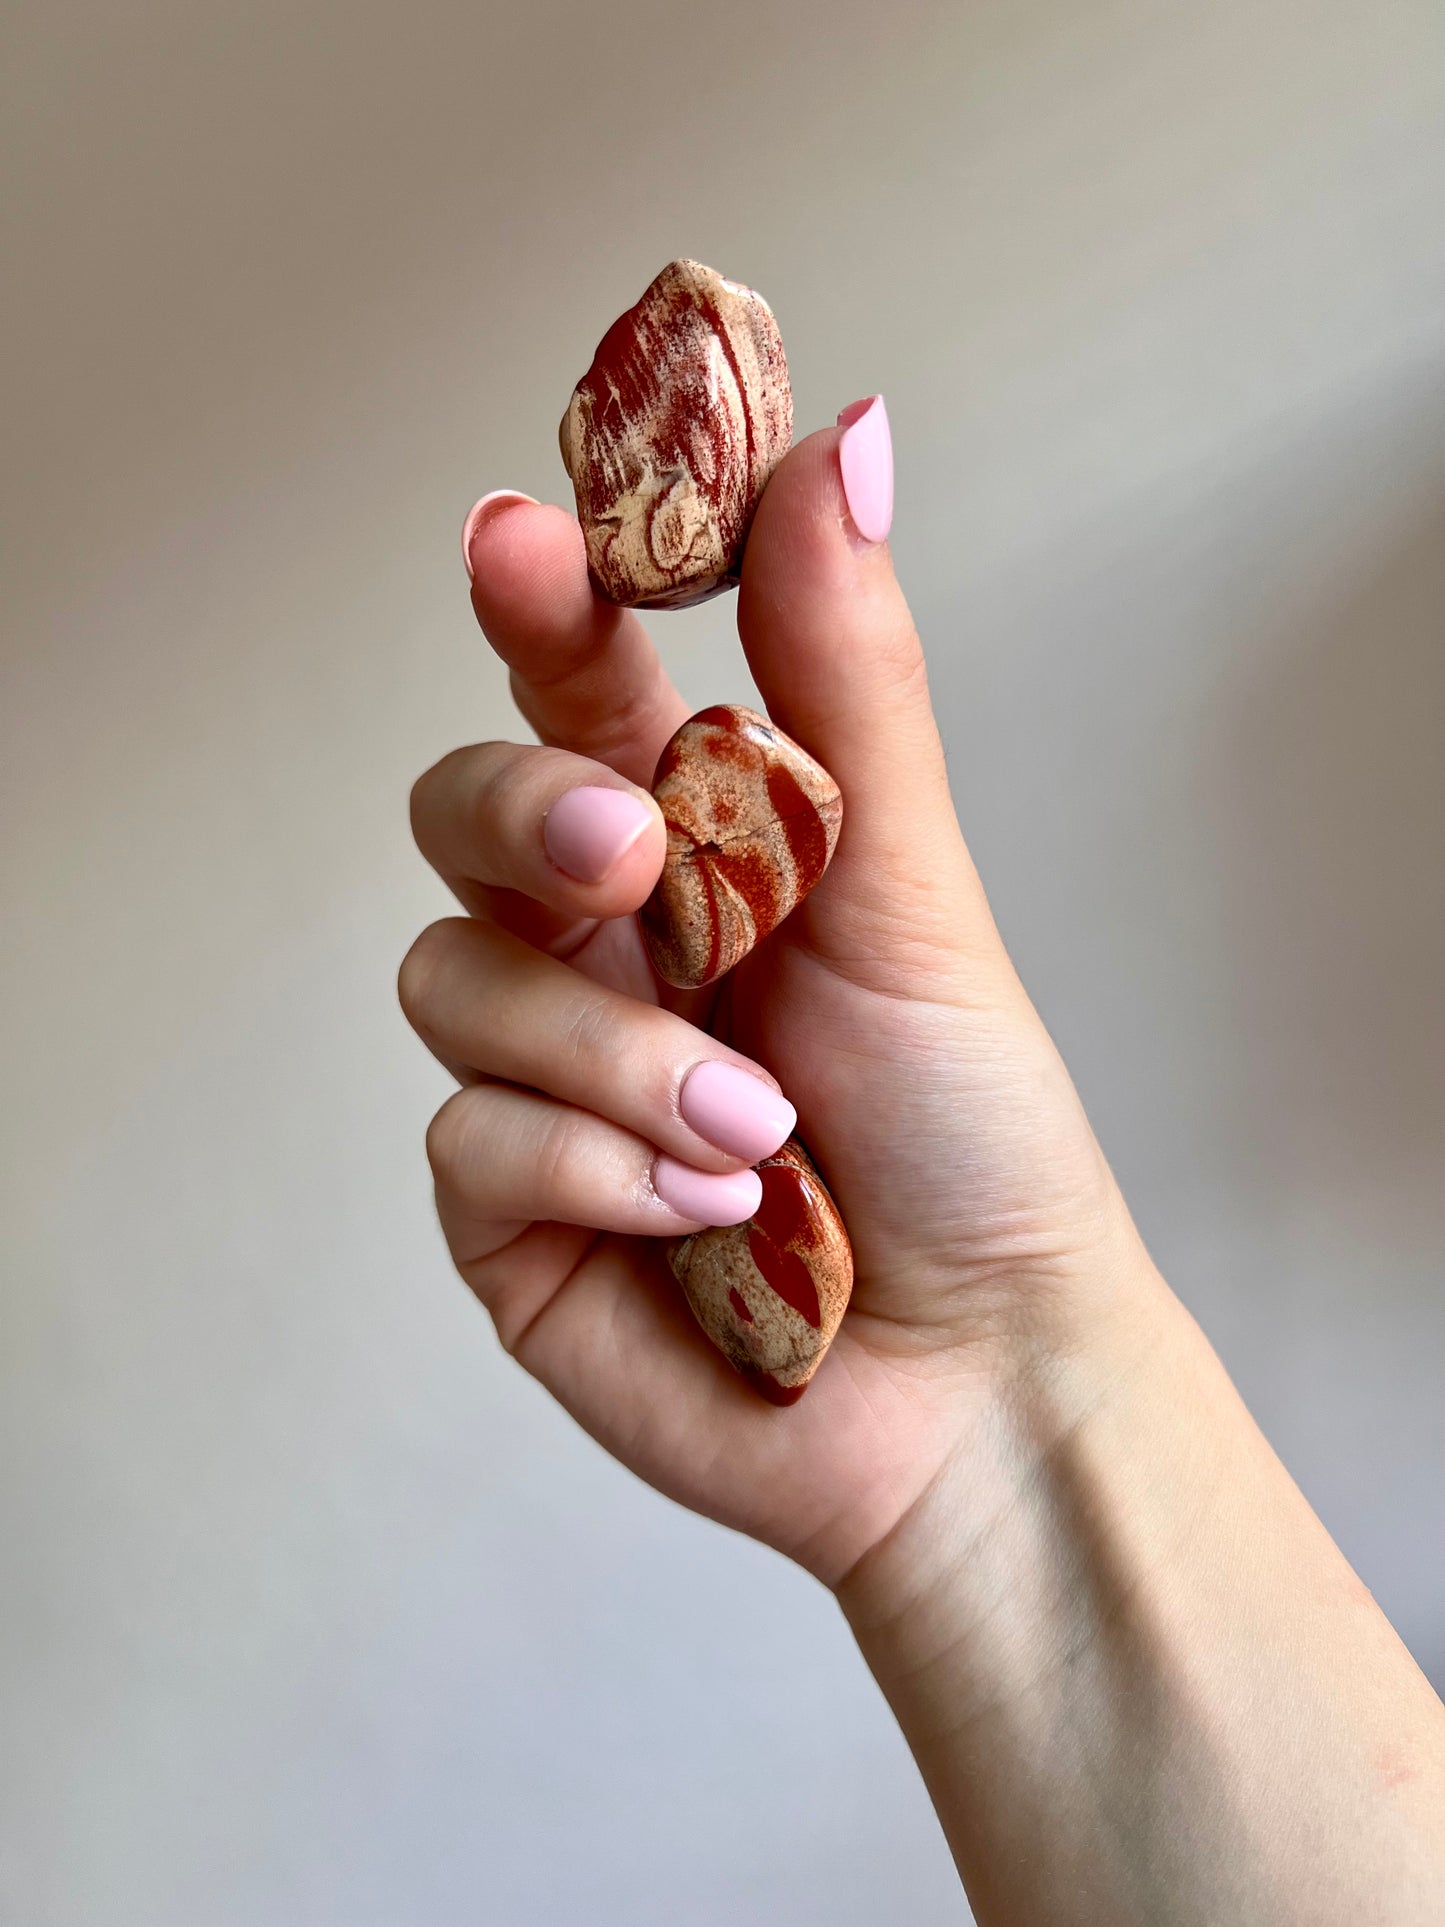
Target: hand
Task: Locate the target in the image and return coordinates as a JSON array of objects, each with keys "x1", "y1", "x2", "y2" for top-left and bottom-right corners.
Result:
[
  {"x1": 402, "y1": 405, "x2": 1445, "y2": 1924},
  {"x1": 400, "y1": 406, "x2": 1141, "y2": 1588}
]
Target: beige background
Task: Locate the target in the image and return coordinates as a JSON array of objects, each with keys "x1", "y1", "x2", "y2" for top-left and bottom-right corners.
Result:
[{"x1": 3, "y1": 2, "x2": 1443, "y2": 1921}]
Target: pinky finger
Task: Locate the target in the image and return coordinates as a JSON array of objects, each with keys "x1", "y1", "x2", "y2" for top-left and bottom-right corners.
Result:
[{"x1": 425, "y1": 1083, "x2": 762, "y2": 1242}]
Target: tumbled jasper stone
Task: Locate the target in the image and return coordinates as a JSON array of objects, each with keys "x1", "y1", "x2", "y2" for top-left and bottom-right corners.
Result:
[
  {"x1": 640, "y1": 705, "x2": 842, "y2": 990},
  {"x1": 558, "y1": 258, "x2": 792, "y2": 609},
  {"x1": 669, "y1": 1138, "x2": 853, "y2": 1404}
]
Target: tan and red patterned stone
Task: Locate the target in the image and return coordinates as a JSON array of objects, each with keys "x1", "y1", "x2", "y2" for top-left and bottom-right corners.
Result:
[
  {"x1": 668, "y1": 1138, "x2": 853, "y2": 1403},
  {"x1": 558, "y1": 259, "x2": 793, "y2": 610},
  {"x1": 639, "y1": 705, "x2": 842, "y2": 990}
]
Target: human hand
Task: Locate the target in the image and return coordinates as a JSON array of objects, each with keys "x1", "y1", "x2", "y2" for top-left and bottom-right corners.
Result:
[
  {"x1": 401, "y1": 401, "x2": 1146, "y2": 1589},
  {"x1": 402, "y1": 397, "x2": 1445, "y2": 1924}
]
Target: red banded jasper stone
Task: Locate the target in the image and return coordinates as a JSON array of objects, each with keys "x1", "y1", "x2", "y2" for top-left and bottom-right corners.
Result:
[
  {"x1": 558, "y1": 259, "x2": 792, "y2": 609},
  {"x1": 668, "y1": 1138, "x2": 853, "y2": 1403},
  {"x1": 640, "y1": 705, "x2": 842, "y2": 990}
]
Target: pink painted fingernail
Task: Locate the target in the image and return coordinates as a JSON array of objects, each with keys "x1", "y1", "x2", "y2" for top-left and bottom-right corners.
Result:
[
  {"x1": 653, "y1": 1156, "x2": 763, "y2": 1226},
  {"x1": 836, "y1": 396, "x2": 893, "y2": 545},
  {"x1": 543, "y1": 786, "x2": 654, "y2": 883},
  {"x1": 461, "y1": 489, "x2": 539, "y2": 579},
  {"x1": 680, "y1": 1061, "x2": 796, "y2": 1162}
]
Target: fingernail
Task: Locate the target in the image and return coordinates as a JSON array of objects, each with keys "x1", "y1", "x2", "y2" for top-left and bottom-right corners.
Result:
[
  {"x1": 680, "y1": 1061, "x2": 796, "y2": 1163},
  {"x1": 653, "y1": 1156, "x2": 763, "y2": 1227},
  {"x1": 462, "y1": 489, "x2": 539, "y2": 580},
  {"x1": 543, "y1": 786, "x2": 654, "y2": 883},
  {"x1": 836, "y1": 395, "x2": 893, "y2": 546}
]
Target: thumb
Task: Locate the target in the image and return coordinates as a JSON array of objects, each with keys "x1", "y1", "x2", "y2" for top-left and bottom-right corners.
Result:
[{"x1": 737, "y1": 399, "x2": 1006, "y2": 988}]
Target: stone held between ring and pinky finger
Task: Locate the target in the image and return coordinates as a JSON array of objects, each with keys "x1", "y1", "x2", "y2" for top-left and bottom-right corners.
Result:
[{"x1": 667, "y1": 1137, "x2": 854, "y2": 1403}]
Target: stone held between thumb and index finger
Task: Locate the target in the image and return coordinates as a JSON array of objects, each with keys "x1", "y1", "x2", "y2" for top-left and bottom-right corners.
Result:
[{"x1": 557, "y1": 258, "x2": 793, "y2": 611}]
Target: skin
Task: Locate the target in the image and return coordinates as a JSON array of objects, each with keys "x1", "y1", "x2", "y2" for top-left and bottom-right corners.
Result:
[{"x1": 400, "y1": 424, "x2": 1445, "y2": 1924}]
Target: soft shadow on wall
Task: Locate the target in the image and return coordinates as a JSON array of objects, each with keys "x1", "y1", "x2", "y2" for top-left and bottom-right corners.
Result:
[
  {"x1": 1211, "y1": 475, "x2": 1445, "y2": 1686},
  {"x1": 911, "y1": 362, "x2": 1445, "y2": 1690},
  {"x1": 1215, "y1": 493, "x2": 1444, "y2": 1244}
]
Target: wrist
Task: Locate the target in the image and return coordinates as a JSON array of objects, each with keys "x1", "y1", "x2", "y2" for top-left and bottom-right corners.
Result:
[
  {"x1": 835, "y1": 1251, "x2": 1203, "y2": 1709},
  {"x1": 836, "y1": 1251, "x2": 1445, "y2": 1926},
  {"x1": 831, "y1": 1267, "x2": 1235, "y2": 1916}
]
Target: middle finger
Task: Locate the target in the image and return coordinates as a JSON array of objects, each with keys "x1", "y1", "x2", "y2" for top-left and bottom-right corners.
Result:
[{"x1": 398, "y1": 917, "x2": 798, "y2": 1172}]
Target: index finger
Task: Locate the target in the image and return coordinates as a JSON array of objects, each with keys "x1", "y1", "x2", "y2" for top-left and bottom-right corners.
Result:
[{"x1": 463, "y1": 492, "x2": 690, "y2": 787}]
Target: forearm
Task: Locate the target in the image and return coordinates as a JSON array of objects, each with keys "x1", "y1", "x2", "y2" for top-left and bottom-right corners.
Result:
[{"x1": 838, "y1": 1261, "x2": 1445, "y2": 1927}]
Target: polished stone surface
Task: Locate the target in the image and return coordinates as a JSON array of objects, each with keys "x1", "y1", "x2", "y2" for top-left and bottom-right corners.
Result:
[
  {"x1": 668, "y1": 1138, "x2": 853, "y2": 1403},
  {"x1": 558, "y1": 259, "x2": 792, "y2": 609},
  {"x1": 640, "y1": 704, "x2": 842, "y2": 989}
]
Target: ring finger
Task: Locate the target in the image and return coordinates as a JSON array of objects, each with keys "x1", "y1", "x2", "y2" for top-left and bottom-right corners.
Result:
[{"x1": 426, "y1": 1082, "x2": 765, "y2": 1236}]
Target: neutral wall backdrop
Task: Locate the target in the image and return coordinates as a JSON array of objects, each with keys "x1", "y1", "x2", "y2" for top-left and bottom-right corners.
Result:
[{"x1": 3, "y1": 3, "x2": 1443, "y2": 1922}]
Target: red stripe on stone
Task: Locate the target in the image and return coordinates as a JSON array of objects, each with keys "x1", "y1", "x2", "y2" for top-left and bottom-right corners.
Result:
[{"x1": 747, "y1": 1162, "x2": 823, "y2": 1328}]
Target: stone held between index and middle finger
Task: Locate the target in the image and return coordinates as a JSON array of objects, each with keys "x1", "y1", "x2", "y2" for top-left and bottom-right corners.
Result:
[{"x1": 639, "y1": 705, "x2": 843, "y2": 990}]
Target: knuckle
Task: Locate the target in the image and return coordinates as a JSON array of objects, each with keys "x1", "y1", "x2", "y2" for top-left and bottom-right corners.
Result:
[
  {"x1": 407, "y1": 767, "x2": 436, "y2": 843},
  {"x1": 410, "y1": 743, "x2": 517, "y2": 850},
  {"x1": 554, "y1": 987, "x2": 626, "y2": 1073},
  {"x1": 424, "y1": 1088, "x2": 476, "y2": 1185},
  {"x1": 883, "y1": 631, "x2": 930, "y2": 698},
  {"x1": 532, "y1": 1107, "x2": 587, "y2": 1206},
  {"x1": 575, "y1": 687, "x2": 661, "y2": 770},
  {"x1": 409, "y1": 747, "x2": 467, "y2": 842},
  {"x1": 397, "y1": 917, "x2": 466, "y2": 1023},
  {"x1": 466, "y1": 744, "x2": 521, "y2": 843}
]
